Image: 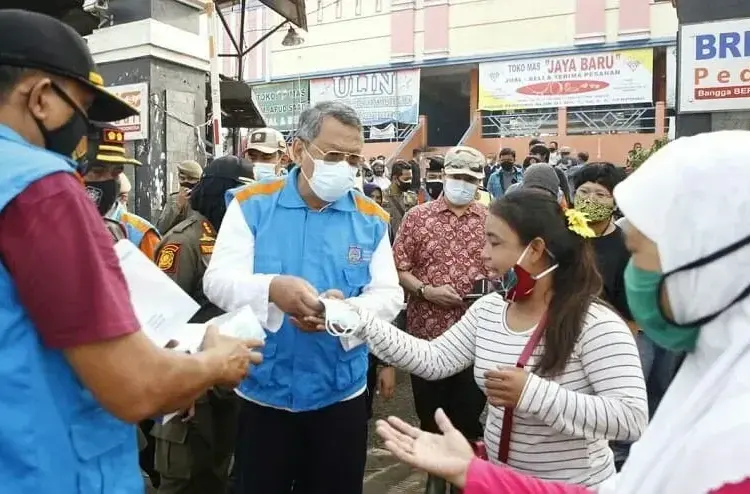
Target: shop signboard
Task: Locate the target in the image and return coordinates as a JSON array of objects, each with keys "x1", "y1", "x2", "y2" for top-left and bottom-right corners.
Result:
[{"x1": 479, "y1": 49, "x2": 653, "y2": 110}]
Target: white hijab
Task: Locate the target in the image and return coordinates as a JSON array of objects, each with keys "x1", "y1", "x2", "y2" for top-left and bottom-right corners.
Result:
[{"x1": 603, "y1": 131, "x2": 750, "y2": 493}]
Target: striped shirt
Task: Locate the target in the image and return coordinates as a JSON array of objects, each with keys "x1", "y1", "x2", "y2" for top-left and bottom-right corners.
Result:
[{"x1": 356, "y1": 292, "x2": 648, "y2": 487}]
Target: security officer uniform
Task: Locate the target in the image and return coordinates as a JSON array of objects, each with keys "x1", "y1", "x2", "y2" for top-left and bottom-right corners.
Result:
[
  {"x1": 384, "y1": 182, "x2": 417, "y2": 236},
  {"x1": 156, "y1": 160, "x2": 204, "y2": 234},
  {"x1": 85, "y1": 122, "x2": 162, "y2": 259},
  {"x1": 151, "y1": 156, "x2": 253, "y2": 494}
]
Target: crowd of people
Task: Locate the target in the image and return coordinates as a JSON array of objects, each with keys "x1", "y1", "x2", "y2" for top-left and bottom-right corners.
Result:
[{"x1": 1, "y1": 9, "x2": 749, "y2": 494}]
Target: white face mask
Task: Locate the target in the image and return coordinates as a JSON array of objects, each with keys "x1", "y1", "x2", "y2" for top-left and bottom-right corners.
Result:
[
  {"x1": 443, "y1": 178, "x2": 477, "y2": 206},
  {"x1": 303, "y1": 149, "x2": 357, "y2": 203},
  {"x1": 253, "y1": 162, "x2": 277, "y2": 181}
]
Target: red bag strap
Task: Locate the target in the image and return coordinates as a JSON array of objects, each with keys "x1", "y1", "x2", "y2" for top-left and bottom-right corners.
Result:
[{"x1": 497, "y1": 311, "x2": 548, "y2": 463}]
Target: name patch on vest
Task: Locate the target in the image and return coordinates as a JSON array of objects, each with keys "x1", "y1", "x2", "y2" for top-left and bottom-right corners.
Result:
[{"x1": 347, "y1": 244, "x2": 372, "y2": 264}]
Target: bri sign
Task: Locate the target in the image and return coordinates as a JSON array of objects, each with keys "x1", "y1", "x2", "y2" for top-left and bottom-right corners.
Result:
[{"x1": 679, "y1": 18, "x2": 750, "y2": 113}]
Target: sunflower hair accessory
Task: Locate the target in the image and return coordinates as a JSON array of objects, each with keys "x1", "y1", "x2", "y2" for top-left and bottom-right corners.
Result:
[{"x1": 565, "y1": 208, "x2": 596, "y2": 238}]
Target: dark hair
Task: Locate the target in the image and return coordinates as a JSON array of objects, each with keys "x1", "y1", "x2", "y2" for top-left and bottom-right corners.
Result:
[
  {"x1": 490, "y1": 190, "x2": 602, "y2": 376},
  {"x1": 549, "y1": 140, "x2": 559, "y2": 147},
  {"x1": 530, "y1": 143, "x2": 550, "y2": 163},
  {"x1": 577, "y1": 151, "x2": 589, "y2": 162},
  {"x1": 391, "y1": 160, "x2": 411, "y2": 179},
  {"x1": 572, "y1": 162, "x2": 626, "y2": 194},
  {"x1": 522, "y1": 155, "x2": 539, "y2": 168},
  {"x1": 426, "y1": 155, "x2": 444, "y2": 172},
  {"x1": 0, "y1": 66, "x2": 28, "y2": 101},
  {"x1": 363, "y1": 182, "x2": 382, "y2": 198},
  {"x1": 499, "y1": 147, "x2": 515, "y2": 158},
  {"x1": 529, "y1": 138, "x2": 544, "y2": 148}
]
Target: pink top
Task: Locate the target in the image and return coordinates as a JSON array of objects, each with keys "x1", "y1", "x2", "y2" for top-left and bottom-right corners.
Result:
[
  {"x1": 464, "y1": 458, "x2": 592, "y2": 494},
  {"x1": 464, "y1": 458, "x2": 750, "y2": 494}
]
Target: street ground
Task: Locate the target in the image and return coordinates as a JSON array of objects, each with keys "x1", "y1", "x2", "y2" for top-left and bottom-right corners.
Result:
[{"x1": 364, "y1": 370, "x2": 426, "y2": 494}]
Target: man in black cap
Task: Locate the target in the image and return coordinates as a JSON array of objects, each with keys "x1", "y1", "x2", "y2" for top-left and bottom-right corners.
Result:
[
  {"x1": 0, "y1": 10, "x2": 262, "y2": 493},
  {"x1": 152, "y1": 156, "x2": 254, "y2": 494},
  {"x1": 82, "y1": 121, "x2": 162, "y2": 259}
]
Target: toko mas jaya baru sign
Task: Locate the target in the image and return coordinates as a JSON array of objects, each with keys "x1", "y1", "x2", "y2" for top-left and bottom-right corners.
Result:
[{"x1": 478, "y1": 49, "x2": 653, "y2": 111}]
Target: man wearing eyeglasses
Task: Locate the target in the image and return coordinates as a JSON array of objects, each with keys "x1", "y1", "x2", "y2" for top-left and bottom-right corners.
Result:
[
  {"x1": 203, "y1": 101, "x2": 403, "y2": 494},
  {"x1": 82, "y1": 121, "x2": 161, "y2": 259}
]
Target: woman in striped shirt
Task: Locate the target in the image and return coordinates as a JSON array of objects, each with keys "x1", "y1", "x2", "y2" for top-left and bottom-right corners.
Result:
[
  {"x1": 373, "y1": 130, "x2": 750, "y2": 494},
  {"x1": 349, "y1": 189, "x2": 648, "y2": 487}
]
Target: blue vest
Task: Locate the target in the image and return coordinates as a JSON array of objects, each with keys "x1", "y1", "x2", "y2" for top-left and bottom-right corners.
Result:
[
  {"x1": 0, "y1": 126, "x2": 142, "y2": 493},
  {"x1": 229, "y1": 169, "x2": 388, "y2": 412},
  {"x1": 108, "y1": 203, "x2": 160, "y2": 250}
]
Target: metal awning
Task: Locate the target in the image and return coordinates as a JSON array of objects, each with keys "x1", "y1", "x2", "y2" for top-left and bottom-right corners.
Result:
[
  {"x1": 209, "y1": 75, "x2": 266, "y2": 129},
  {"x1": 209, "y1": 0, "x2": 307, "y2": 151},
  {"x1": 214, "y1": 0, "x2": 307, "y2": 30},
  {"x1": 211, "y1": 0, "x2": 307, "y2": 84}
]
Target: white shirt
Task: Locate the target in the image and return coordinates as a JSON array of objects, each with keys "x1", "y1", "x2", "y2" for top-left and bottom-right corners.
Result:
[
  {"x1": 355, "y1": 293, "x2": 648, "y2": 487},
  {"x1": 372, "y1": 175, "x2": 391, "y2": 191},
  {"x1": 203, "y1": 198, "x2": 404, "y2": 406}
]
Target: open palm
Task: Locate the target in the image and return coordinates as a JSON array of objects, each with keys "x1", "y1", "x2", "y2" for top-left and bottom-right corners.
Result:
[{"x1": 376, "y1": 408, "x2": 475, "y2": 488}]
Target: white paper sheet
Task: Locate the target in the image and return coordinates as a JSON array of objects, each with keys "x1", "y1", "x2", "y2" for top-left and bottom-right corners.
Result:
[
  {"x1": 114, "y1": 240, "x2": 200, "y2": 348},
  {"x1": 161, "y1": 307, "x2": 266, "y2": 425}
]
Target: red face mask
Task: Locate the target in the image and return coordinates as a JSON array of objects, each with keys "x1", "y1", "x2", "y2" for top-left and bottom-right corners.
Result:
[{"x1": 503, "y1": 244, "x2": 558, "y2": 303}]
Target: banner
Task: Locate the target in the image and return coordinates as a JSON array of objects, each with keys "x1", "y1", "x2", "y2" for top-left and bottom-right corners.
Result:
[
  {"x1": 369, "y1": 123, "x2": 396, "y2": 140},
  {"x1": 252, "y1": 80, "x2": 309, "y2": 131},
  {"x1": 679, "y1": 18, "x2": 750, "y2": 113},
  {"x1": 478, "y1": 49, "x2": 653, "y2": 110},
  {"x1": 108, "y1": 83, "x2": 149, "y2": 140},
  {"x1": 309, "y1": 69, "x2": 420, "y2": 126}
]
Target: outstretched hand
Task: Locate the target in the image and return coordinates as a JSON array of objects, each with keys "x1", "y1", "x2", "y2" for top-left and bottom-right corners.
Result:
[{"x1": 376, "y1": 408, "x2": 474, "y2": 489}]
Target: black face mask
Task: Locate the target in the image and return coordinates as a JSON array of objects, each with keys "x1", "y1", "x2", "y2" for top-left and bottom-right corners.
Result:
[
  {"x1": 85, "y1": 179, "x2": 118, "y2": 216},
  {"x1": 374, "y1": 170, "x2": 384, "y2": 176},
  {"x1": 33, "y1": 83, "x2": 89, "y2": 159},
  {"x1": 426, "y1": 181, "x2": 443, "y2": 200},
  {"x1": 398, "y1": 180, "x2": 412, "y2": 192},
  {"x1": 500, "y1": 161, "x2": 514, "y2": 171}
]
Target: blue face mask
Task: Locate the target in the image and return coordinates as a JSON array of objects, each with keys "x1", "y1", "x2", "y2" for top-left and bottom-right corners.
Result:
[
  {"x1": 253, "y1": 162, "x2": 277, "y2": 181},
  {"x1": 624, "y1": 260, "x2": 700, "y2": 352}
]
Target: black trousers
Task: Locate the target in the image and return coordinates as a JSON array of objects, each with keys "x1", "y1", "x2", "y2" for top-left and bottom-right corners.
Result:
[
  {"x1": 232, "y1": 394, "x2": 368, "y2": 494},
  {"x1": 411, "y1": 367, "x2": 486, "y2": 441}
]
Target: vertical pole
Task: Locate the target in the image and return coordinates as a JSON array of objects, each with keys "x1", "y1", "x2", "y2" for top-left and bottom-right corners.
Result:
[
  {"x1": 206, "y1": 1, "x2": 224, "y2": 157},
  {"x1": 234, "y1": 0, "x2": 247, "y2": 155}
]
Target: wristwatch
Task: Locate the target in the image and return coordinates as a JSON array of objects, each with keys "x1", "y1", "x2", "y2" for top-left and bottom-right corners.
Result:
[{"x1": 417, "y1": 284, "x2": 428, "y2": 299}]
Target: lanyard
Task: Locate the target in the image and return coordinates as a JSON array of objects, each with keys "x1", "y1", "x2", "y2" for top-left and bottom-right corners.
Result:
[{"x1": 497, "y1": 311, "x2": 548, "y2": 463}]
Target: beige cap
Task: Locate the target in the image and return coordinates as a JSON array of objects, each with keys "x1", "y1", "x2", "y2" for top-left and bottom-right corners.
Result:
[
  {"x1": 444, "y1": 146, "x2": 485, "y2": 180},
  {"x1": 560, "y1": 145, "x2": 573, "y2": 154},
  {"x1": 247, "y1": 127, "x2": 286, "y2": 154},
  {"x1": 177, "y1": 160, "x2": 203, "y2": 180}
]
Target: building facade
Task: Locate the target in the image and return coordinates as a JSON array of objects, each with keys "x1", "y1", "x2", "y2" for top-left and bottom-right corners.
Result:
[{"x1": 219, "y1": 0, "x2": 679, "y2": 163}]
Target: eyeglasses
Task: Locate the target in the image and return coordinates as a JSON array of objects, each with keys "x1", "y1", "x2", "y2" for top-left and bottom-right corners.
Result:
[
  {"x1": 307, "y1": 142, "x2": 364, "y2": 167},
  {"x1": 576, "y1": 188, "x2": 612, "y2": 201}
]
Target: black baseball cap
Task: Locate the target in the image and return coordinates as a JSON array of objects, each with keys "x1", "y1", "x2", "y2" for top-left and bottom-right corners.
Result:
[{"x1": 0, "y1": 10, "x2": 138, "y2": 121}]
